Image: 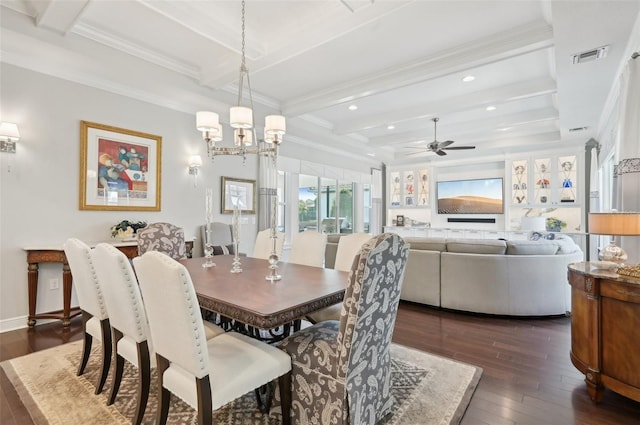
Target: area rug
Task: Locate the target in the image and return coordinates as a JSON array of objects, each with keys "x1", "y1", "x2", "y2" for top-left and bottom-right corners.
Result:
[{"x1": 1, "y1": 341, "x2": 481, "y2": 425}]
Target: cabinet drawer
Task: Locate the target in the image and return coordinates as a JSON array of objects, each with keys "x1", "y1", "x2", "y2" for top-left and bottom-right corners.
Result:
[{"x1": 601, "y1": 280, "x2": 640, "y2": 303}]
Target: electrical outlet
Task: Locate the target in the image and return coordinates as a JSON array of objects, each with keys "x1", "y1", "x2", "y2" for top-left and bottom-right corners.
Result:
[{"x1": 49, "y1": 279, "x2": 60, "y2": 290}]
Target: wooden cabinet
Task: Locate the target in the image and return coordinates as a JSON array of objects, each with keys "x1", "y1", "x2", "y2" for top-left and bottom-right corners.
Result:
[{"x1": 568, "y1": 263, "x2": 640, "y2": 403}]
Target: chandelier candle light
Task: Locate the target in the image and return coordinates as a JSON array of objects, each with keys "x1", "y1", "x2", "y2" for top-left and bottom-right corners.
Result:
[{"x1": 195, "y1": 0, "x2": 285, "y2": 280}]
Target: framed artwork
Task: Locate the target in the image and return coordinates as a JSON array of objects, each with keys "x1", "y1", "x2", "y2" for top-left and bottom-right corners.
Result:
[
  {"x1": 221, "y1": 176, "x2": 256, "y2": 214},
  {"x1": 79, "y1": 121, "x2": 162, "y2": 211}
]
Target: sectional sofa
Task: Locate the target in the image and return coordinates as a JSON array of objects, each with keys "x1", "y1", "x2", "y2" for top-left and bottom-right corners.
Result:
[{"x1": 325, "y1": 233, "x2": 583, "y2": 316}]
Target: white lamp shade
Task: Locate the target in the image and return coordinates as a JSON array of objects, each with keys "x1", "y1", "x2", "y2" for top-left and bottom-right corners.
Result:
[
  {"x1": 189, "y1": 155, "x2": 203, "y2": 167},
  {"x1": 230, "y1": 106, "x2": 253, "y2": 129},
  {"x1": 265, "y1": 115, "x2": 286, "y2": 135},
  {"x1": 521, "y1": 217, "x2": 546, "y2": 231},
  {"x1": 0, "y1": 122, "x2": 20, "y2": 140},
  {"x1": 208, "y1": 124, "x2": 223, "y2": 142},
  {"x1": 196, "y1": 111, "x2": 219, "y2": 132},
  {"x1": 589, "y1": 212, "x2": 640, "y2": 236}
]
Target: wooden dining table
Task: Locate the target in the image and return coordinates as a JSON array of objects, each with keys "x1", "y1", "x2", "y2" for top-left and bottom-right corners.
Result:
[{"x1": 180, "y1": 255, "x2": 348, "y2": 330}]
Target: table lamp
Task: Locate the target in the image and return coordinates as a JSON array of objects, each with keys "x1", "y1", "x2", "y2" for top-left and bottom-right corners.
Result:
[{"x1": 589, "y1": 212, "x2": 640, "y2": 266}]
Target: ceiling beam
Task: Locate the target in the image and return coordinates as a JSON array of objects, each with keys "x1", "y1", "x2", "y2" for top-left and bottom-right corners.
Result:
[
  {"x1": 282, "y1": 21, "x2": 554, "y2": 117},
  {"x1": 370, "y1": 107, "x2": 559, "y2": 147},
  {"x1": 333, "y1": 77, "x2": 557, "y2": 134},
  {"x1": 35, "y1": 0, "x2": 89, "y2": 35}
]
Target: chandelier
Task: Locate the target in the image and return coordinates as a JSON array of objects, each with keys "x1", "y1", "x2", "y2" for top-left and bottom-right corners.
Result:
[
  {"x1": 195, "y1": 0, "x2": 285, "y2": 281},
  {"x1": 195, "y1": 0, "x2": 286, "y2": 161}
]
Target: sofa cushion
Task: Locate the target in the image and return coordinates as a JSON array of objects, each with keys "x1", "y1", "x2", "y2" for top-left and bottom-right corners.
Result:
[
  {"x1": 553, "y1": 234, "x2": 580, "y2": 254},
  {"x1": 446, "y1": 239, "x2": 506, "y2": 254},
  {"x1": 404, "y1": 237, "x2": 447, "y2": 252},
  {"x1": 506, "y1": 240, "x2": 559, "y2": 255}
]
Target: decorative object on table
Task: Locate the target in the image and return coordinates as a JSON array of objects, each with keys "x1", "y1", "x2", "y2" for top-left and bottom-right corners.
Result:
[
  {"x1": 589, "y1": 212, "x2": 640, "y2": 266},
  {"x1": 203, "y1": 188, "x2": 216, "y2": 268},
  {"x1": 231, "y1": 199, "x2": 242, "y2": 273},
  {"x1": 110, "y1": 220, "x2": 147, "y2": 240},
  {"x1": 79, "y1": 121, "x2": 161, "y2": 211},
  {"x1": 545, "y1": 217, "x2": 566, "y2": 232}
]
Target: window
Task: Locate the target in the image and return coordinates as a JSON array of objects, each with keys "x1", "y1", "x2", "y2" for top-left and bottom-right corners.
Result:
[
  {"x1": 363, "y1": 183, "x2": 372, "y2": 233},
  {"x1": 299, "y1": 174, "x2": 318, "y2": 231}
]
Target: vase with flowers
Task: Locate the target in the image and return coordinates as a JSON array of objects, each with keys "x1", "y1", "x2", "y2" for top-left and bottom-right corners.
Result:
[
  {"x1": 111, "y1": 220, "x2": 147, "y2": 240},
  {"x1": 545, "y1": 217, "x2": 566, "y2": 233}
]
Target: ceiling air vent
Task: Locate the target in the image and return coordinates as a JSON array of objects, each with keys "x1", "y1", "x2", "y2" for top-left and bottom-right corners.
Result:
[{"x1": 572, "y1": 46, "x2": 609, "y2": 64}]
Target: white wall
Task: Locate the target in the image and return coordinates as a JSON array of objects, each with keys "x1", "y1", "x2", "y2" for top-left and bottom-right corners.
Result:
[{"x1": 0, "y1": 64, "x2": 259, "y2": 330}]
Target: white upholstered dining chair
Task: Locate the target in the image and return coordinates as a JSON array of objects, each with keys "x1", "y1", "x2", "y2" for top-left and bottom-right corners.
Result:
[
  {"x1": 288, "y1": 230, "x2": 327, "y2": 267},
  {"x1": 306, "y1": 232, "x2": 372, "y2": 323},
  {"x1": 133, "y1": 251, "x2": 292, "y2": 425},
  {"x1": 251, "y1": 228, "x2": 284, "y2": 259},
  {"x1": 63, "y1": 238, "x2": 111, "y2": 395},
  {"x1": 92, "y1": 243, "x2": 224, "y2": 425}
]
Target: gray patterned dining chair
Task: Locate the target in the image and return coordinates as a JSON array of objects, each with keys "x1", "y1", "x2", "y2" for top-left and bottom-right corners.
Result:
[
  {"x1": 137, "y1": 222, "x2": 186, "y2": 260},
  {"x1": 278, "y1": 233, "x2": 410, "y2": 425}
]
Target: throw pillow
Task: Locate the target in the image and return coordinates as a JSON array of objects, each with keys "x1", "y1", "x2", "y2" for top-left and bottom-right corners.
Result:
[{"x1": 212, "y1": 244, "x2": 235, "y2": 255}]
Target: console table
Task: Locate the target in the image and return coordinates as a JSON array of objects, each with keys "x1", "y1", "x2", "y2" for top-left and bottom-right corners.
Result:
[
  {"x1": 568, "y1": 262, "x2": 640, "y2": 403},
  {"x1": 24, "y1": 240, "x2": 193, "y2": 327}
]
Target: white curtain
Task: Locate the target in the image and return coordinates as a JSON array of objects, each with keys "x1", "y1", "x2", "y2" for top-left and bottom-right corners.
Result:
[
  {"x1": 370, "y1": 168, "x2": 383, "y2": 235},
  {"x1": 616, "y1": 56, "x2": 640, "y2": 261},
  {"x1": 589, "y1": 147, "x2": 601, "y2": 261}
]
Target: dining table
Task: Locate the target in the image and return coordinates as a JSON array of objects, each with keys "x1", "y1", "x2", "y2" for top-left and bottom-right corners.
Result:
[{"x1": 180, "y1": 255, "x2": 349, "y2": 332}]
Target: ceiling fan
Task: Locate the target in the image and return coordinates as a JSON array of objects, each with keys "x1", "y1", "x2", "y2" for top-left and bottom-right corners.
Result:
[{"x1": 406, "y1": 117, "x2": 476, "y2": 156}]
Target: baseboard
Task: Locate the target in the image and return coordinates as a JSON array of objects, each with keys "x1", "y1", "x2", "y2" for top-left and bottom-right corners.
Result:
[{"x1": 0, "y1": 316, "x2": 56, "y2": 333}]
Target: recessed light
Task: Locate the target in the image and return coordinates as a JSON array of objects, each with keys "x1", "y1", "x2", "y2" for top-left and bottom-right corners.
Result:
[
  {"x1": 387, "y1": 125, "x2": 395, "y2": 130},
  {"x1": 348, "y1": 104, "x2": 358, "y2": 111},
  {"x1": 486, "y1": 105, "x2": 496, "y2": 111},
  {"x1": 497, "y1": 127, "x2": 512, "y2": 132},
  {"x1": 367, "y1": 152, "x2": 376, "y2": 157},
  {"x1": 462, "y1": 75, "x2": 475, "y2": 82}
]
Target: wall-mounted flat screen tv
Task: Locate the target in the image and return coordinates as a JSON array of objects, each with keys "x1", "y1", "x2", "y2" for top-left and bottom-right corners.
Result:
[{"x1": 436, "y1": 178, "x2": 504, "y2": 214}]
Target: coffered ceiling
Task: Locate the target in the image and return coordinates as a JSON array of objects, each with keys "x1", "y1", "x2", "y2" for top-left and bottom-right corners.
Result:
[{"x1": 1, "y1": 0, "x2": 639, "y2": 165}]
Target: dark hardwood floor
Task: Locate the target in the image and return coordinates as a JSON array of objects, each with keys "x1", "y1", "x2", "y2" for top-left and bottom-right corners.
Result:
[{"x1": 2, "y1": 302, "x2": 640, "y2": 424}]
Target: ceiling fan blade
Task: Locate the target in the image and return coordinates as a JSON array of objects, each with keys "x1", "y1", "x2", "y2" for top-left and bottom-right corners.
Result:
[
  {"x1": 406, "y1": 151, "x2": 427, "y2": 156},
  {"x1": 403, "y1": 146, "x2": 426, "y2": 149},
  {"x1": 438, "y1": 140, "x2": 454, "y2": 148},
  {"x1": 435, "y1": 150, "x2": 447, "y2": 156},
  {"x1": 442, "y1": 146, "x2": 476, "y2": 150}
]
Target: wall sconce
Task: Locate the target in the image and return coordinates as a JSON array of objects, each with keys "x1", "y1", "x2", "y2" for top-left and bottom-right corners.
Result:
[
  {"x1": 188, "y1": 155, "x2": 202, "y2": 187},
  {"x1": 0, "y1": 122, "x2": 20, "y2": 153}
]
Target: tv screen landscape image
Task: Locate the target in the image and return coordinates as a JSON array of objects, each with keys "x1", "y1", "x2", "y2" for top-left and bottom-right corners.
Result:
[{"x1": 437, "y1": 178, "x2": 504, "y2": 214}]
